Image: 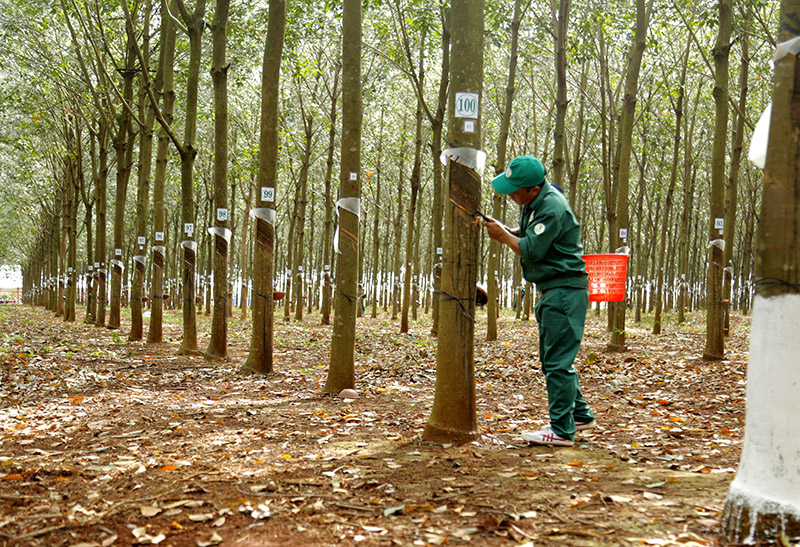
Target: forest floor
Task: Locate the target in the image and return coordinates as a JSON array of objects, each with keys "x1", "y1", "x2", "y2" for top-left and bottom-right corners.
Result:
[{"x1": 0, "y1": 302, "x2": 751, "y2": 547}]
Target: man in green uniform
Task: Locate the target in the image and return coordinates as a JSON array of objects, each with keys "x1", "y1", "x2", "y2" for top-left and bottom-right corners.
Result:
[{"x1": 484, "y1": 155, "x2": 595, "y2": 446}]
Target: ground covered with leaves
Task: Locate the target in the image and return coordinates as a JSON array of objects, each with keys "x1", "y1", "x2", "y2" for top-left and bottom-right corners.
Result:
[{"x1": 0, "y1": 303, "x2": 749, "y2": 547}]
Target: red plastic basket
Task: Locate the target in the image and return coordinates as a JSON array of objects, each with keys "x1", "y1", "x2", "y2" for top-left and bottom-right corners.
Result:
[{"x1": 583, "y1": 254, "x2": 629, "y2": 302}]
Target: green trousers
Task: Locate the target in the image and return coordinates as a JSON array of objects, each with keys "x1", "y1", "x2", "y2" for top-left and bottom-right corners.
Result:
[{"x1": 534, "y1": 286, "x2": 594, "y2": 440}]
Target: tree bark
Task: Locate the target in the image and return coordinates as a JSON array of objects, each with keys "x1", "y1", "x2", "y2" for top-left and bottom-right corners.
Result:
[
  {"x1": 653, "y1": 38, "x2": 689, "y2": 335},
  {"x1": 175, "y1": 0, "x2": 206, "y2": 355},
  {"x1": 722, "y1": 3, "x2": 800, "y2": 537},
  {"x1": 551, "y1": 0, "x2": 570, "y2": 188},
  {"x1": 424, "y1": 0, "x2": 483, "y2": 444},
  {"x1": 488, "y1": 0, "x2": 523, "y2": 341},
  {"x1": 206, "y1": 0, "x2": 230, "y2": 360},
  {"x1": 608, "y1": 0, "x2": 650, "y2": 350},
  {"x1": 722, "y1": 6, "x2": 750, "y2": 336},
  {"x1": 130, "y1": 0, "x2": 154, "y2": 342},
  {"x1": 323, "y1": 0, "x2": 362, "y2": 394},
  {"x1": 109, "y1": 50, "x2": 136, "y2": 331},
  {"x1": 243, "y1": 0, "x2": 285, "y2": 375},
  {"x1": 703, "y1": 0, "x2": 732, "y2": 361},
  {"x1": 321, "y1": 62, "x2": 340, "y2": 326}
]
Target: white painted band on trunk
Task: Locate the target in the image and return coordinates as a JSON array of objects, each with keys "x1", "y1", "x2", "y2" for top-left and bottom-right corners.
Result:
[{"x1": 729, "y1": 293, "x2": 800, "y2": 508}]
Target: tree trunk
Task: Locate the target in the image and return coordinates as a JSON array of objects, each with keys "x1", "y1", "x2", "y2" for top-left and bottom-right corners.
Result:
[
  {"x1": 130, "y1": 0, "x2": 154, "y2": 341},
  {"x1": 722, "y1": 7, "x2": 750, "y2": 337},
  {"x1": 206, "y1": 0, "x2": 230, "y2": 360},
  {"x1": 402, "y1": 79, "x2": 424, "y2": 334},
  {"x1": 703, "y1": 0, "x2": 731, "y2": 361},
  {"x1": 243, "y1": 0, "x2": 285, "y2": 375},
  {"x1": 430, "y1": 10, "x2": 450, "y2": 338},
  {"x1": 109, "y1": 55, "x2": 136, "y2": 331},
  {"x1": 238, "y1": 177, "x2": 253, "y2": 319},
  {"x1": 722, "y1": 5, "x2": 800, "y2": 538},
  {"x1": 82, "y1": 125, "x2": 95, "y2": 323},
  {"x1": 608, "y1": 0, "x2": 650, "y2": 351},
  {"x1": 323, "y1": 0, "x2": 362, "y2": 394},
  {"x1": 147, "y1": 0, "x2": 176, "y2": 344},
  {"x1": 653, "y1": 38, "x2": 689, "y2": 335},
  {"x1": 321, "y1": 62, "x2": 340, "y2": 326},
  {"x1": 678, "y1": 85, "x2": 700, "y2": 324},
  {"x1": 95, "y1": 123, "x2": 109, "y2": 328},
  {"x1": 424, "y1": 0, "x2": 483, "y2": 444},
  {"x1": 175, "y1": 0, "x2": 206, "y2": 355},
  {"x1": 293, "y1": 104, "x2": 313, "y2": 323},
  {"x1": 488, "y1": 0, "x2": 523, "y2": 342},
  {"x1": 551, "y1": 0, "x2": 570, "y2": 188},
  {"x1": 370, "y1": 112, "x2": 384, "y2": 320}
]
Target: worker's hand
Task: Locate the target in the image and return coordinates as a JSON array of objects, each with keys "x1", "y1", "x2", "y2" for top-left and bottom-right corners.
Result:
[
  {"x1": 484, "y1": 216, "x2": 509, "y2": 241},
  {"x1": 483, "y1": 215, "x2": 523, "y2": 256}
]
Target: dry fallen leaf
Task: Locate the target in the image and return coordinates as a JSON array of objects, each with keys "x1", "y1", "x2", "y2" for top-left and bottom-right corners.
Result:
[{"x1": 140, "y1": 505, "x2": 162, "y2": 517}]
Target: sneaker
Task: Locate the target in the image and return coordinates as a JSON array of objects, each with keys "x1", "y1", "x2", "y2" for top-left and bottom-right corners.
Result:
[
  {"x1": 521, "y1": 425, "x2": 574, "y2": 446},
  {"x1": 575, "y1": 419, "x2": 597, "y2": 432}
]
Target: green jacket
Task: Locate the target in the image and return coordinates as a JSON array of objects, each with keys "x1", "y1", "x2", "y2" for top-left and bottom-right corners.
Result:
[{"x1": 518, "y1": 181, "x2": 588, "y2": 291}]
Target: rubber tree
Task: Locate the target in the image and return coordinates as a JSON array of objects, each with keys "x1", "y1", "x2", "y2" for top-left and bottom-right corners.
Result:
[
  {"x1": 148, "y1": 0, "x2": 177, "y2": 344},
  {"x1": 129, "y1": 0, "x2": 154, "y2": 342},
  {"x1": 703, "y1": 0, "x2": 732, "y2": 361},
  {"x1": 608, "y1": 0, "x2": 651, "y2": 351},
  {"x1": 323, "y1": 0, "x2": 362, "y2": 394},
  {"x1": 488, "y1": 0, "x2": 524, "y2": 341},
  {"x1": 205, "y1": 0, "x2": 231, "y2": 360},
  {"x1": 722, "y1": 5, "x2": 751, "y2": 337},
  {"x1": 424, "y1": 0, "x2": 483, "y2": 444},
  {"x1": 320, "y1": 60, "x2": 340, "y2": 325},
  {"x1": 243, "y1": 0, "x2": 285, "y2": 375},
  {"x1": 108, "y1": 45, "x2": 136, "y2": 331},
  {"x1": 721, "y1": 1, "x2": 800, "y2": 539},
  {"x1": 653, "y1": 37, "x2": 690, "y2": 335},
  {"x1": 173, "y1": 0, "x2": 206, "y2": 354}
]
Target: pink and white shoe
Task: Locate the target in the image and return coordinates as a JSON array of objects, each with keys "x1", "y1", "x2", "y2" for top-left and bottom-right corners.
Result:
[
  {"x1": 575, "y1": 419, "x2": 597, "y2": 432},
  {"x1": 521, "y1": 425, "x2": 574, "y2": 446}
]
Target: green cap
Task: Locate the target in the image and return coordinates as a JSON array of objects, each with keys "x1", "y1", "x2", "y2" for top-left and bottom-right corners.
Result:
[{"x1": 491, "y1": 155, "x2": 546, "y2": 195}]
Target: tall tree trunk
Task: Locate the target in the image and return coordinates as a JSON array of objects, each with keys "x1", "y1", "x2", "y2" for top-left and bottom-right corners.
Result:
[
  {"x1": 722, "y1": 6, "x2": 750, "y2": 337},
  {"x1": 402, "y1": 69, "x2": 424, "y2": 334},
  {"x1": 551, "y1": 0, "x2": 570, "y2": 188},
  {"x1": 653, "y1": 38, "x2": 689, "y2": 335},
  {"x1": 430, "y1": 9, "x2": 450, "y2": 337},
  {"x1": 95, "y1": 123, "x2": 109, "y2": 327},
  {"x1": 109, "y1": 51, "x2": 136, "y2": 331},
  {"x1": 243, "y1": 0, "x2": 285, "y2": 375},
  {"x1": 294, "y1": 105, "x2": 313, "y2": 323},
  {"x1": 323, "y1": 0, "x2": 362, "y2": 394},
  {"x1": 488, "y1": 0, "x2": 523, "y2": 341},
  {"x1": 64, "y1": 151, "x2": 78, "y2": 322},
  {"x1": 147, "y1": 3, "x2": 176, "y2": 344},
  {"x1": 238, "y1": 177, "x2": 253, "y2": 319},
  {"x1": 370, "y1": 111, "x2": 384, "y2": 320},
  {"x1": 703, "y1": 0, "x2": 732, "y2": 361},
  {"x1": 722, "y1": 3, "x2": 800, "y2": 538},
  {"x1": 206, "y1": 0, "x2": 230, "y2": 359},
  {"x1": 678, "y1": 85, "x2": 701, "y2": 324},
  {"x1": 424, "y1": 0, "x2": 483, "y2": 444},
  {"x1": 148, "y1": 0, "x2": 176, "y2": 344},
  {"x1": 82, "y1": 125, "x2": 95, "y2": 323},
  {"x1": 568, "y1": 66, "x2": 587, "y2": 213},
  {"x1": 321, "y1": 63, "x2": 340, "y2": 326},
  {"x1": 174, "y1": 0, "x2": 206, "y2": 354},
  {"x1": 608, "y1": 0, "x2": 650, "y2": 350},
  {"x1": 130, "y1": 0, "x2": 154, "y2": 341}
]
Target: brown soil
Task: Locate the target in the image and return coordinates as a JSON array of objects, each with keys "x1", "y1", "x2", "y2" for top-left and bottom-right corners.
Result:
[{"x1": 0, "y1": 304, "x2": 748, "y2": 546}]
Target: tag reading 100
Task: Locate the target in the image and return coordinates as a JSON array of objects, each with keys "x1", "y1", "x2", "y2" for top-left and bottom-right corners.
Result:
[{"x1": 455, "y1": 92, "x2": 479, "y2": 119}]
